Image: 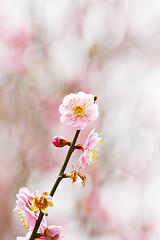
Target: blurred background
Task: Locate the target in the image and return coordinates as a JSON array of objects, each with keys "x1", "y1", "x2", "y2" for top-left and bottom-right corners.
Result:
[{"x1": 1, "y1": 0, "x2": 160, "y2": 239}]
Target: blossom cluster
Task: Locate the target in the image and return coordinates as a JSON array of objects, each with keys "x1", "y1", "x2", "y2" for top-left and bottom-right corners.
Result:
[{"x1": 15, "y1": 92, "x2": 101, "y2": 239}]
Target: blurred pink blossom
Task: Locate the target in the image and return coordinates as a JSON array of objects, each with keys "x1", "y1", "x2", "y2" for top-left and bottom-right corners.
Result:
[
  {"x1": 59, "y1": 92, "x2": 99, "y2": 130},
  {"x1": 4, "y1": 26, "x2": 33, "y2": 71},
  {"x1": 77, "y1": 186, "x2": 108, "y2": 236},
  {"x1": 78, "y1": 129, "x2": 101, "y2": 168},
  {"x1": 132, "y1": 223, "x2": 155, "y2": 240}
]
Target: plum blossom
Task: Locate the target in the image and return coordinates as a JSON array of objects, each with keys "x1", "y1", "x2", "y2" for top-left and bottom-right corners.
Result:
[
  {"x1": 14, "y1": 187, "x2": 47, "y2": 230},
  {"x1": 17, "y1": 225, "x2": 63, "y2": 240},
  {"x1": 78, "y1": 129, "x2": 101, "y2": 168},
  {"x1": 58, "y1": 92, "x2": 99, "y2": 130}
]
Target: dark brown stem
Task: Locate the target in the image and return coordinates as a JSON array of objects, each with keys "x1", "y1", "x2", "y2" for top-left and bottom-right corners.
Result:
[{"x1": 29, "y1": 130, "x2": 80, "y2": 240}]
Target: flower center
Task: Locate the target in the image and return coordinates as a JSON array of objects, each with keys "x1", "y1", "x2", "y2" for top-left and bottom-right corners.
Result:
[
  {"x1": 34, "y1": 197, "x2": 48, "y2": 210},
  {"x1": 72, "y1": 104, "x2": 86, "y2": 117},
  {"x1": 29, "y1": 191, "x2": 53, "y2": 213}
]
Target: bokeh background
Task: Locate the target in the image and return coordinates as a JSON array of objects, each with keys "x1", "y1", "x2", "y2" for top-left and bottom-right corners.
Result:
[{"x1": 1, "y1": 0, "x2": 160, "y2": 239}]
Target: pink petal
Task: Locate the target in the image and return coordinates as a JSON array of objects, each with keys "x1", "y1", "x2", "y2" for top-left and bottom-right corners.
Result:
[
  {"x1": 19, "y1": 187, "x2": 31, "y2": 197},
  {"x1": 78, "y1": 152, "x2": 87, "y2": 168}
]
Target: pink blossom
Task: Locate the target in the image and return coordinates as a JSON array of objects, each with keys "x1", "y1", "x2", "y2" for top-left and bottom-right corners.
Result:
[
  {"x1": 52, "y1": 136, "x2": 70, "y2": 147},
  {"x1": 78, "y1": 129, "x2": 101, "y2": 168},
  {"x1": 17, "y1": 225, "x2": 63, "y2": 240},
  {"x1": 58, "y1": 92, "x2": 99, "y2": 130},
  {"x1": 15, "y1": 187, "x2": 47, "y2": 231}
]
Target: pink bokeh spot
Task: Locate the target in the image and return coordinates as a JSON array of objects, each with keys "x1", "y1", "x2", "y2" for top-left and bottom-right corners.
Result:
[
  {"x1": 58, "y1": 92, "x2": 99, "y2": 130},
  {"x1": 4, "y1": 25, "x2": 34, "y2": 72}
]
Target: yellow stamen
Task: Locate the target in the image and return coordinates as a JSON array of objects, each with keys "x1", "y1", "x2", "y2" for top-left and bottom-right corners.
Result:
[
  {"x1": 15, "y1": 209, "x2": 28, "y2": 228},
  {"x1": 72, "y1": 104, "x2": 86, "y2": 117},
  {"x1": 48, "y1": 202, "x2": 53, "y2": 207}
]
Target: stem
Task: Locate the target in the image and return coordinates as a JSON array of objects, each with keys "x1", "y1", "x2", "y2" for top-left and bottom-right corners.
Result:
[
  {"x1": 50, "y1": 129, "x2": 80, "y2": 196},
  {"x1": 29, "y1": 211, "x2": 44, "y2": 240},
  {"x1": 29, "y1": 130, "x2": 80, "y2": 240}
]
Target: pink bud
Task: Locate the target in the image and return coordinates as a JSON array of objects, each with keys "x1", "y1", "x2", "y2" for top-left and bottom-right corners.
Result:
[{"x1": 52, "y1": 136, "x2": 70, "y2": 147}]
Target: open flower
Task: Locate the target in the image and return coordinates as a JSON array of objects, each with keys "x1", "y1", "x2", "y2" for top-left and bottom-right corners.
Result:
[
  {"x1": 59, "y1": 92, "x2": 99, "y2": 130},
  {"x1": 14, "y1": 187, "x2": 47, "y2": 230},
  {"x1": 29, "y1": 190, "x2": 53, "y2": 214},
  {"x1": 78, "y1": 129, "x2": 101, "y2": 168},
  {"x1": 17, "y1": 225, "x2": 63, "y2": 240}
]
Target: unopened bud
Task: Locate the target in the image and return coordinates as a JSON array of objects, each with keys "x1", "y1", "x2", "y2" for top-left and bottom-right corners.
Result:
[{"x1": 52, "y1": 136, "x2": 70, "y2": 147}]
